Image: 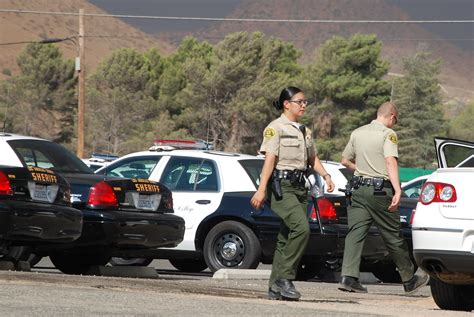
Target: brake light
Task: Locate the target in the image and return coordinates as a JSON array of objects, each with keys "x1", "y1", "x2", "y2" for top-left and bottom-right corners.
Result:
[
  {"x1": 419, "y1": 182, "x2": 457, "y2": 205},
  {"x1": 409, "y1": 209, "x2": 416, "y2": 225},
  {"x1": 163, "y1": 194, "x2": 173, "y2": 210},
  {"x1": 87, "y1": 181, "x2": 118, "y2": 207},
  {"x1": 0, "y1": 171, "x2": 13, "y2": 195},
  {"x1": 310, "y1": 197, "x2": 337, "y2": 221}
]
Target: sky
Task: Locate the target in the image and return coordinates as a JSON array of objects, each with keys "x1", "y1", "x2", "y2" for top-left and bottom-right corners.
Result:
[{"x1": 90, "y1": 0, "x2": 473, "y2": 50}]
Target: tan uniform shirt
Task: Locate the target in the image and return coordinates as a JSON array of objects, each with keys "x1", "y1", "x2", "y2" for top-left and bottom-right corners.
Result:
[
  {"x1": 342, "y1": 120, "x2": 398, "y2": 179},
  {"x1": 259, "y1": 114, "x2": 316, "y2": 170}
]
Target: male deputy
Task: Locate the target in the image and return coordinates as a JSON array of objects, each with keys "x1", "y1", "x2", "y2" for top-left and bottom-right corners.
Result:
[{"x1": 338, "y1": 101, "x2": 428, "y2": 294}]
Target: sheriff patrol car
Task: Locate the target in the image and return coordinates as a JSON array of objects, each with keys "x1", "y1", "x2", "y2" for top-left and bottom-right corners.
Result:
[{"x1": 96, "y1": 139, "x2": 358, "y2": 276}]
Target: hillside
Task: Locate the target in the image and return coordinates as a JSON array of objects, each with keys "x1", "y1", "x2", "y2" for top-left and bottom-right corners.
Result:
[
  {"x1": 0, "y1": 0, "x2": 174, "y2": 80},
  {"x1": 156, "y1": 0, "x2": 473, "y2": 100}
]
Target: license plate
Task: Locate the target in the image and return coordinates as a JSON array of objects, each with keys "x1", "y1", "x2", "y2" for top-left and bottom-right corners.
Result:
[
  {"x1": 134, "y1": 193, "x2": 161, "y2": 211},
  {"x1": 138, "y1": 194, "x2": 153, "y2": 209},
  {"x1": 28, "y1": 182, "x2": 59, "y2": 203},
  {"x1": 32, "y1": 185, "x2": 48, "y2": 201}
]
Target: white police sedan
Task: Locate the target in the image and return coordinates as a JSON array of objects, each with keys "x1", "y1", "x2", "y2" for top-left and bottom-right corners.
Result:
[{"x1": 96, "y1": 140, "x2": 347, "y2": 275}]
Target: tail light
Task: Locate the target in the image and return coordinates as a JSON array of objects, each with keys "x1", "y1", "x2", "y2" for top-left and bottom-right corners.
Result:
[
  {"x1": 0, "y1": 171, "x2": 13, "y2": 196},
  {"x1": 310, "y1": 197, "x2": 337, "y2": 221},
  {"x1": 163, "y1": 194, "x2": 173, "y2": 211},
  {"x1": 409, "y1": 209, "x2": 416, "y2": 225},
  {"x1": 419, "y1": 182, "x2": 457, "y2": 205},
  {"x1": 87, "y1": 181, "x2": 118, "y2": 207}
]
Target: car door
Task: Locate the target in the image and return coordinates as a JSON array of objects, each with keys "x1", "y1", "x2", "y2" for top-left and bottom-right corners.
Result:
[
  {"x1": 159, "y1": 156, "x2": 223, "y2": 251},
  {"x1": 433, "y1": 137, "x2": 474, "y2": 221}
]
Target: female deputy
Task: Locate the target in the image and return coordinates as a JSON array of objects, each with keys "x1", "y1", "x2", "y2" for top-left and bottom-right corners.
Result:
[{"x1": 251, "y1": 86, "x2": 335, "y2": 301}]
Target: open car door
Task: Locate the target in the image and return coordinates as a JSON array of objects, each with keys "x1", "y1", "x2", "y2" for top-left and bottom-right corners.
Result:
[{"x1": 434, "y1": 137, "x2": 474, "y2": 168}]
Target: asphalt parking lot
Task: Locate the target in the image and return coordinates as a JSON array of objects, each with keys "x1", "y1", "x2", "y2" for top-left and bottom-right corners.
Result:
[{"x1": 0, "y1": 258, "x2": 471, "y2": 316}]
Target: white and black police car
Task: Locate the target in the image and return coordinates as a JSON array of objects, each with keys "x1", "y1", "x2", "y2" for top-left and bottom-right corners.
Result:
[{"x1": 96, "y1": 139, "x2": 365, "y2": 279}]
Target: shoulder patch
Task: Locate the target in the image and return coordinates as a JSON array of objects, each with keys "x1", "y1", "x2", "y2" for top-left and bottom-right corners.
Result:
[
  {"x1": 264, "y1": 127, "x2": 276, "y2": 139},
  {"x1": 388, "y1": 133, "x2": 398, "y2": 144}
]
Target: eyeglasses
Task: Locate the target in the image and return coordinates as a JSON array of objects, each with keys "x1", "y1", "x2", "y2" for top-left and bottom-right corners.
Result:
[{"x1": 289, "y1": 99, "x2": 309, "y2": 107}]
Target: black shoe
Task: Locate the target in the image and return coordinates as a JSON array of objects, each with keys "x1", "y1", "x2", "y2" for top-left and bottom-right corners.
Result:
[
  {"x1": 403, "y1": 273, "x2": 429, "y2": 294},
  {"x1": 267, "y1": 288, "x2": 282, "y2": 300},
  {"x1": 338, "y1": 276, "x2": 368, "y2": 293},
  {"x1": 269, "y1": 279, "x2": 301, "y2": 300}
]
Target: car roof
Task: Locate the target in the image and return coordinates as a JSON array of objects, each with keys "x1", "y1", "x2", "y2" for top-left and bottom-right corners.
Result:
[
  {"x1": 116, "y1": 149, "x2": 261, "y2": 161},
  {"x1": 0, "y1": 133, "x2": 47, "y2": 142}
]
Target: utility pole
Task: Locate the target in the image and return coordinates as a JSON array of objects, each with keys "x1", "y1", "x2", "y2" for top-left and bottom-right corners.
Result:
[{"x1": 77, "y1": 8, "x2": 85, "y2": 158}]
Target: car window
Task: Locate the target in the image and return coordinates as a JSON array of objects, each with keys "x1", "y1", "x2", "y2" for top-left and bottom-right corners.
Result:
[
  {"x1": 160, "y1": 157, "x2": 218, "y2": 192},
  {"x1": 444, "y1": 144, "x2": 474, "y2": 168},
  {"x1": 338, "y1": 167, "x2": 353, "y2": 181},
  {"x1": 402, "y1": 180, "x2": 425, "y2": 198},
  {"x1": 239, "y1": 159, "x2": 263, "y2": 189},
  {"x1": 8, "y1": 139, "x2": 91, "y2": 173},
  {"x1": 103, "y1": 157, "x2": 162, "y2": 179}
]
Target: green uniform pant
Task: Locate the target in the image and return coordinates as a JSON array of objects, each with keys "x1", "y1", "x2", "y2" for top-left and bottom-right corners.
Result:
[
  {"x1": 341, "y1": 185, "x2": 414, "y2": 282},
  {"x1": 269, "y1": 179, "x2": 310, "y2": 287}
]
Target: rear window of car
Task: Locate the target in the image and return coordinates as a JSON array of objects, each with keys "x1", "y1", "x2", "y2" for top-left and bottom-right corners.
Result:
[
  {"x1": 8, "y1": 139, "x2": 91, "y2": 174},
  {"x1": 239, "y1": 159, "x2": 264, "y2": 189},
  {"x1": 339, "y1": 167, "x2": 353, "y2": 181}
]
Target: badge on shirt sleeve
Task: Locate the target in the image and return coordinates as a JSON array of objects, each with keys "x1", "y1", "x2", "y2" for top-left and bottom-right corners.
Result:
[
  {"x1": 388, "y1": 133, "x2": 398, "y2": 144},
  {"x1": 264, "y1": 127, "x2": 276, "y2": 139}
]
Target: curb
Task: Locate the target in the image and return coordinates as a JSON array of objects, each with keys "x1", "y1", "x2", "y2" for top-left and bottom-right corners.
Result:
[{"x1": 213, "y1": 269, "x2": 271, "y2": 280}]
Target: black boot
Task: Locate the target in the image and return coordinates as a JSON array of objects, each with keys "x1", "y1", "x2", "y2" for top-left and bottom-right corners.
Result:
[
  {"x1": 338, "y1": 276, "x2": 368, "y2": 293},
  {"x1": 403, "y1": 273, "x2": 429, "y2": 294},
  {"x1": 269, "y1": 279, "x2": 301, "y2": 300}
]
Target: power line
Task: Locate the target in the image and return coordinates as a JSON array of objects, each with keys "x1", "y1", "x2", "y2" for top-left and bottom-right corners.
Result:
[{"x1": 0, "y1": 9, "x2": 473, "y2": 24}]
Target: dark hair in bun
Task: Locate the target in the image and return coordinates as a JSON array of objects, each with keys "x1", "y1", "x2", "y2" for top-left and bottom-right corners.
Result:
[{"x1": 273, "y1": 86, "x2": 303, "y2": 111}]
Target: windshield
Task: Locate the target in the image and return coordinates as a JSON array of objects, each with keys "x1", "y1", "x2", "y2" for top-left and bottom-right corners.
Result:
[{"x1": 8, "y1": 139, "x2": 92, "y2": 174}]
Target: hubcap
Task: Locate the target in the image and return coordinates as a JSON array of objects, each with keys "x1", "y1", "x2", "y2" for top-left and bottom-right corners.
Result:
[{"x1": 213, "y1": 233, "x2": 245, "y2": 268}]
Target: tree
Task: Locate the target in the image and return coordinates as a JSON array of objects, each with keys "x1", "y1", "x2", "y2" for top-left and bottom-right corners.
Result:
[
  {"x1": 171, "y1": 32, "x2": 302, "y2": 153},
  {"x1": 392, "y1": 52, "x2": 446, "y2": 168},
  {"x1": 87, "y1": 48, "x2": 168, "y2": 155},
  {"x1": 448, "y1": 101, "x2": 474, "y2": 142},
  {"x1": 302, "y1": 34, "x2": 391, "y2": 160},
  {"x1": 1, "y1": 43, "x2": 76, "y2": 144}
]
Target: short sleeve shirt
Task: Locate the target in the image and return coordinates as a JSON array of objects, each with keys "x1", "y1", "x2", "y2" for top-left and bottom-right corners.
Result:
[
  {"x1": 342, "y1": 120, "x2": 398, "y2": 179},
  {"x1": 259, "y1": 114, "x2": 316, "y2": 170}
]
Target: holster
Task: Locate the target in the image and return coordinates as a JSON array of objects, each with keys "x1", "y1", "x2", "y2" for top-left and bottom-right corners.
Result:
[{"x1": 271, "y1": 174, "x2": 283, "y2": 200}]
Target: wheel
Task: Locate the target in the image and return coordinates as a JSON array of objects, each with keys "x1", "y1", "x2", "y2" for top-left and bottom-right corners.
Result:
[
  {"x1": 50, "y1": 253, "x2": 110, "y2": 275},
  {"x1": 296, "y1": 262, "x2": 320, "y2": 281},
  {"x1": 27, "y1": 254, "x2": 43, "y2": 267},
  {"x1": 296, "y1": 262, "x2": 338, "y2": 282},
  {"x1": 371, "y1": 263, "x2": 402, "y2": 283},
  {"x1": 430, "y1": 278, "x2": 474, "y2": 311},
  {"x1": 169, "y1": 258, "x2": 208, "y2": 273},
  {"x1": 203, "y1": 220, "x2": 261, "y2": 272},
  {"x1": 109, "y1": 257, "x2": 153, "y2": 267},
  {"x1": 0, "y1": 246, "x2": 31, "y2": 262}
]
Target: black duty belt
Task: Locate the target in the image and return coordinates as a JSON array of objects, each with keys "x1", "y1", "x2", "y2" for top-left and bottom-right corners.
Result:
[
  {"x1": 352, "y1": 176, "x2": 393, "y2": 190},
  {"x1": 273, "y1": 169, "x2": 306, "y2": 180}
]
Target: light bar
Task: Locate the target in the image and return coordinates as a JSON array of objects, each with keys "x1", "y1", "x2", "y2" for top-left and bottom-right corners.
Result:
[{"x1": 151, "y1": 139, "x2": 214, "y2": 151}]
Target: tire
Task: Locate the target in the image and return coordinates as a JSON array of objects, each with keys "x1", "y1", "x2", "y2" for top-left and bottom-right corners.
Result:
[
  {"x1": 430, "y1": 278, "x2": 474, "y2": 311},
  {"x1": 169, "y1": 258, "x2": 208, "y2": 273},
  {"x1": 371, "y1": 263, "x2": 402, "y2": 283},
  {"x1": 203, "y1": 221, "x2": 261, "y2": 272},
  {"x1": 27, "y1": 254, "x2": 43, "y2": 267},
  {"x1": 1, "y1": 246, "x2": 29, "y2": 261},
  {"x1": 296, "y1": 262, "x2": 339, "y2": 282},
  {"x1": 109, "y1": 257, "x2": 153, "y2": 267},
  {"x1": 50, "y1": 253, "x2": 110, "y2": 275}
]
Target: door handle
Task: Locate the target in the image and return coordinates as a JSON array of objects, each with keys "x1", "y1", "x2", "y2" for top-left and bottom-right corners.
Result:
[{"x1": 196, "y1": 200, "x2": 211, "y2": 205}]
